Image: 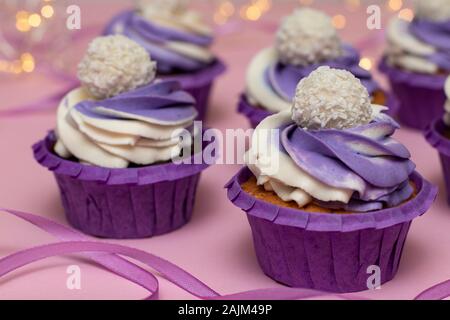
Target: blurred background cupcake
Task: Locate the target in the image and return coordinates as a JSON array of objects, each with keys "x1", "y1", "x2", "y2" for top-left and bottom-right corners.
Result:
[
  {"x1": 238, "y1": 7, "x2": 385, "y2": 128},
  {"x1": 104, "y1": 0, "x2": 226, "y2": 120},
  {"x1": 227, "y1": 67, "x2": 437, "y2": 292},
  {"x1": 33, "y1": 35, "x2": 211, "y2": 239},
  {"x1": 379, "y1": 0, "x2": 450, "y2": 130},
  {"x1": 425, "y1": 76, "x2": 450, "y2": 204}
]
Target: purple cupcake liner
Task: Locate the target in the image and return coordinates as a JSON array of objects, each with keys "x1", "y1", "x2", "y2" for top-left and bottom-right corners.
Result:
[
  {"x1": 33, "y1": 132, "x2": 211, "y2": 239},
  {"x1": 163, "y1": 60, "x2": 226, "y2": 120},
  {"x1": 425, "y1": 119, "x2": 450, "y2": 205},
  {"x1": 225, "y1": 167, "x2": 437, "y2": 293},
  {"x1": 379, "y1": 58, "x2": 447, "y2": 131},
  {"x1": 237, "y1": 94, "x2": 272, "y2": 129}
]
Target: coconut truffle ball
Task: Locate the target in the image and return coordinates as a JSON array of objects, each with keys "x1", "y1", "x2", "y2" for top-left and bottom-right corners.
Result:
[
  {"x1": 138, "y1": 0, "x2": 188, "y2": 17},
  {"x1": 292, "y1": 66, "x2": 372, "y2": 130},
  {"x1": 415, "y1": 0, "x2": 450, "y2": 22},
  {"x1": 276, "y1": 8, "x2": 343, "y2": 67},
  {"x1": 78, "y1": 35, "x2": 157, "y2": 100}
]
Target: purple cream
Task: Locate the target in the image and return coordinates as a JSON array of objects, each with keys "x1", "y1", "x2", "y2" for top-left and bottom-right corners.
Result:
[
  {"x1": 268, "y1": 45, "x2": 380, "y2": 101},
  {"x1": 104, "y1": 10, "x2": 215, "y2": 74},
  {"x1": 409, "y1": 18, "x2": 450, "y2": 71},
  {"x1": 74, "y1": 80, "x2": 198, "y2": 123},
  {"x1": 279, "y1": 112, "x2": 415, "y2": 212}
]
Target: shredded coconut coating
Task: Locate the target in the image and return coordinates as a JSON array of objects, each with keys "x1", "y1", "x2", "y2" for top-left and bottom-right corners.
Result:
[
  {"x1": 78, "y1": 35, "x2": 157, "y2": 100},
  {"x1": 415, "y1": 0, "x2": 450, "y2": 21},
  {"x1": 292, "y1": 66, "x2": 372, "y2": 130},
  {"x1": 276, "y1": 8, "x2": 343, "y2": 67},
  {"x1": 137, "y1": 0, "x2": 188, "y2": 17}
]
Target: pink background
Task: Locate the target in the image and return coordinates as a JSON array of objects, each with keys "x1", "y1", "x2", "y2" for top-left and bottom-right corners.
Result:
[{"x1": 1, "y1": 0, "x2": 450, "y2": 299}]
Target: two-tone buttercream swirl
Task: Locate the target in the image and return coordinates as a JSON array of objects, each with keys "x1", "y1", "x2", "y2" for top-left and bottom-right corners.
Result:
[
  {"x1": 55, "y1": 80, "x2": 197, "y2": 169},
  {"x1": 104, "y1": 1, "x2": 215, "y2": 74},
  {"x1": 246, "y1": 8, "x2": 381, "y2": 113},
  {"x1": 386, "y1": 1, "x2": 450, "y2": 74},
  {"x1": 246, "y1": 67, "x2": 415, "y2": 212},
  {"x1": 54, "y1": 35, "x2": 198, "y2": 169}
]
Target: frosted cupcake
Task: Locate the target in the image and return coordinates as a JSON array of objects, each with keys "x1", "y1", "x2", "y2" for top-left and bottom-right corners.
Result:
[
  {"x1": 425, "y1": 76, "x2": 450, "y2": 204},
  {"x1": 104, "y1": 0, "x2": 226, "y2": 120},
  {"x1": 33, "y1": 35, "x2": 210, "y2": 239},
  {"x1": 379, "y1": 0, "x2": 450, "y2": 130},
  {"x1": 239, "y1": 8, "x2": 385, "y2": 128},
  {"x1": 227, "y1": 67, "x2": 437, "y2": 292}
]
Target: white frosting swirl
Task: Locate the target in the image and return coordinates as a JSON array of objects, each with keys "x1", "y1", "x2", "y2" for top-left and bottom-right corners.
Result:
[
  {"x1": 246, "y1": 111, "x2": 352, "y2": 207},
  {"x1": 444, "y1": 76, "x2": 450, "y2": 125},
  {"x1": 415, "y1": 0, "x2": 450, "y2": 22},
  {"x1": 246, "y1": 48, "x2": 292, "y2": 113},
  {"x1": 55, "y1": 87, "x2": 196, "y2": 168},
  {"x1": 386, "y1": 17, "x2": 439, "y2": 74},
  {"x1": 245, "y1": 106, "x2": 387, "y2": 208},
  {"x1": 137, "y1": 0, "x2": 213, "y2": 62}
]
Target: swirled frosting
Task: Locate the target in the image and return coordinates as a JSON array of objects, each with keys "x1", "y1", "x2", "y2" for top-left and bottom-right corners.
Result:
[
  {"x1": 246, "y1": 108, "x2": 415, "y2": 212},
  {"x1": 444, "y1": 76, "x2": 450, "y2": 125},
  {"x1": 54, "y1": 80, "x2": 198, "y2": 168},
  {"x1": 386, "y1": 16, "x2": 450, "y2": 74},
  {"x1": 247, "y1": 67, "x2": 415, "y2": 212},
  {"x1": 104, "y1": 9, "x2": 215, "y2": 73},
  {"x1": 246, "y1": 45, "x2": 380, "y2": 113}
]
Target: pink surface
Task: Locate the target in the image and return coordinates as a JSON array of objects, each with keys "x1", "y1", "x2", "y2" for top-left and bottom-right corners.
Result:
[{"x1": 1, "y1": 1, "x2": 450, "y2": 300}]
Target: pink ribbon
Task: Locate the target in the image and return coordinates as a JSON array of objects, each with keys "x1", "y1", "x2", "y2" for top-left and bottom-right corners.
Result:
[{"x1": 0, "y1": 208, "x2": 449, "y2": 300}]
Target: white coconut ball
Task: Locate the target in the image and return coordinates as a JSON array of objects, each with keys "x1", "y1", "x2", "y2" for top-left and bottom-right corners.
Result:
[
  {"x1": 78, "y1": 35, "x2": 157, "y2": 100},
  {"x1": 415, "y1": 0, "x2": 450, "y2": 22},
  {"x1": 276, "y1": 8, "x2": 343, "y2": 67},
  {"x1": 137, "y1": 0, "x2": 188, "y2": 17},
  {"x1": 292, "y1": 66, "x2": 372, "y2": 130}
]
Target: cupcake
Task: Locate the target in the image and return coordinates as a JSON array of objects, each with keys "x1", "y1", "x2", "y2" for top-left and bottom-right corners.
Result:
[
  {"x1": 104, "y1": 0, "x2": 226, "y2": 120},
  {"x1": 227, "y1": 67, "x2": 437, "y2": 293},
  {"x1": 33, "y1": 35, "x2": 210, "y2": 239},
  {"x1": 425, "y1": 76, "x2": 450, "y2": 204},
  {"x1": 379, "y1": 0, "x2": 450, "y2": 130},
  {"x1": 239, "y1": 8, "x2": 386, "y2": 128}
]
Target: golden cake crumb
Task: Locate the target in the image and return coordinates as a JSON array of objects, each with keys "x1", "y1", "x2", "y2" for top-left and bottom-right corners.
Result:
[{"x1": 241, "y1": 176, "x2": 417, "y2": 215}]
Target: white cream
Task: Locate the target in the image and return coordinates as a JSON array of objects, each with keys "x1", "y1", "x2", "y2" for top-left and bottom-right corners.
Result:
[
  {"x1": 386, "y1": 17, "x2": 439, "y2": 74},
  {"x1": 139, "y1": 2, "x2": 214, "y2": 64},
  {"x1": 444, "y1": 76, "x2": 450, "y2": 125},
  {"x1": 245, "y1": 111, "x2": 354, "y2": 207},
  {"x1": 246, "y1": 47, "x2": 292, "y2": 113},
  {"x1": 55, "y1": 87, "x2": 193, "y2": 168}
]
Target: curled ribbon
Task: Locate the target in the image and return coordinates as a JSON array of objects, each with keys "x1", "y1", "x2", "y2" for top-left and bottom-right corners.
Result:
[{"x1": 0, "y1": 208, "x2": 449, "y2": 300}]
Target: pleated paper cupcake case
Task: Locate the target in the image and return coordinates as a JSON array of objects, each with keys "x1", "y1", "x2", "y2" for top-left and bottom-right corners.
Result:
[
  {"x1": 226, "y1": 167, "x2": 437, "y2": 292},
  {"x1": 33, "y1": 131, "x2": 211, "y2": 238}
]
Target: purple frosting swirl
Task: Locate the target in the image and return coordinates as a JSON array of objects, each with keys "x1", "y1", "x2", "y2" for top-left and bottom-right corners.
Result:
[
  {"x1": 104, "y1": 10, "x2": 214, "y2": 74},
  {"x1": 409, "y1": 18, "x2": 450, "y2": 71},
  {"x1": 279, "y1": 113, "x2": 415, "y2": 212},
  {"x1": 74, "y1": 80, "x2": 198, "y2": 123},
  {"x1": 268, "y1": 45, "x2": 380, "y2": 101}
]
